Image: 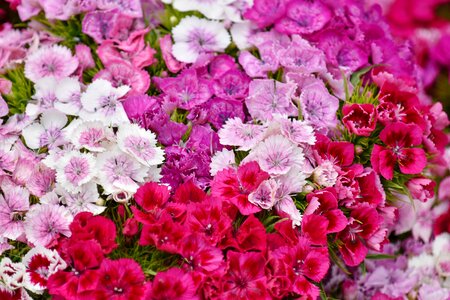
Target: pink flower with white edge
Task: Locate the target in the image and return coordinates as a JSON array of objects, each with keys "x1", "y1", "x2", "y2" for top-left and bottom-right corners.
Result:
[
  {"x1": 22, "y1": 109, "x2": 67, "y2": 150},
  {"x1": 24, "y1": 204, "x2": 73, "y2": 248},
  {"x1": 248, "y1": 134, "x2": 305, "y2": 176},
  {"x1": 0, "y1": 184, "x2": 29, "y2": 240},
  {"x1": 218, "y1": 117, "x2": 266, "y2": 151},
  {"x1": 171, "y1": 16, "x2": 230, "y2": 63},
  {"x1": 55, "y1": 151, "x2": 96, "y2": 193},
  {"x1": 22, "y1": 246, "x2": 67, "y2": 294},
  {"x1": 79, "y1": 79, "x2": 130, "y2": 126},
  {"x1": 97, "y1": 147, "x2": 149, "y2": 195},
  {"x1": 116, "y1": 123, "x2": 165, "y2": 167},
  {"x1": 24, "y1": 45, "x2": 78, "y2": 82}
]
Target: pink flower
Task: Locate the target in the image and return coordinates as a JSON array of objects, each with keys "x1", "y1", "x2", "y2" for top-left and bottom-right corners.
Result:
[
  {"x1": 24, "y1": 204, "x2": 73, "y2": 247},
  {"x1": 178, "y1": 234, "x2": 223, "y2": 273},
  {"x1": 145, "y1": 268, "x2": 198, "y2": 300},
  {"x1": 211, "y1": 162, "x2": 269, "y2": 215},
  {"x1": 218, "y1": 117, "x2": 266, "y2": 151},
  {"x1": 22, "y1": 109, "x2": 67, "y2": 150},
  {"x1": 0, "y1": 184, "x2": 29, "y2": 240},
  {"x1": 222, "y1": 251, "x2": 270, "y2": 300},
  {"x1": 342, "y1": 104, "x2": 377, "y2": 137},
  {"x1": 55, "y1": 151, "x2": 96, "y2": 193},
  {"x1": 97, "y1": 0, "x2": 143, "y2": 18},
  {"x1": 371, "y1": 122, "x2": 427, "y2": 180},
  {"x1": 246, "y1": 79, "x2": 297, "y2": 121},
  {"x1": 94, "y1": 258, "x2": 146, "y2": 300},
  {"x1": 407, "y1": 177, "x2": 436, "y2": 202},
  {"x1": 159, "y1": 34, "x2": 185, "y2": 73},
  {"x1": 249, "y1": 135, "x2": 305, "y2": 176},
  {"x1": 243, "y1": 0, "x2": 286, "y2": 28},
  {"x1": 24, "y1": 45, "x2": 79, "y2": 82}
]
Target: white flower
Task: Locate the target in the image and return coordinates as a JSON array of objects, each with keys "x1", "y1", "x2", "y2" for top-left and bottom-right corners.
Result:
[
  {"x1": 210, "y1": 149, "x2": 235, "y2": 176},
  {"x1": 22, "y1": 109, "x2": 67, "y2": 149},
  {"x1": 230, "y1": 21, "x2": 254, "y2": 49},
  {"x1": 172, "y1": 16, "x2": 230, "y2": 63},
  {"x1": 116, "y1": 123, "x2": 164, "y2": 167},
  {"x1": 54, "y1": 77, "x2": 82, "y2": 116},
  {"x1": 55, "y1": 151, "x2": 97, "y2": 193},
  {"x1": 173, "y1": 0, "x2": 226, "y2": 20},
  {"x1": 0, "y1": 257, "x2": 26, "y2": 290},
  {"x1": 79, "y1": 79, "x2": 130, "y2": 126},
  {"x1": 64, "y1": 119, "x2": 114, "y2": 152},
  {"x1": 26, "y1": 76, "x2": 59, "y2": 116},
  {"x1": 56, "y1": 182, "x2": 105, "y2": 216}
]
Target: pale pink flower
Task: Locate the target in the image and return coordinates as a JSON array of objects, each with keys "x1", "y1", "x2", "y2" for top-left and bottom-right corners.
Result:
[
  {"x1": 0, "y1": 185, "x2": 29, "y2": 240},
  {"x1": 54, "y1": 77, "x2": 82, "y2": 116},
  {"x1": 64, "y1": 120, "x2": 114, "y2": 152},
  {"x1": 40, "y1": 0, "x2": 79, "y2": 20},
  {"x1": 116, "y1": 123, "x2": 165, "y2": 167},
  {"x1": 313, "y1": 160, "x2": 339, "y2": 187},
  {"x1": 172, "y1": 16, "x2": 230, "y2": 63},
  {"x1": 210, "y1": 149, "x2": 236, "y2": 176},
  {"x1": 24, "y1": 204, "x2": 73, "y2": 247},
  {"x1": 218, "y1": 117, "x2": 266, "y2": 151},
  {"x1": 248, "y1": 179, "x2": 278, "y2": 210},
  {"x1": 0, "y1": 238, "x2": 13, "y2": 256},
  {"x1": 249, "y1": 135, "x2": 305, "y2": 175},
  {"x1": 97, "y1": 0, "x2": 142, "y2": 18},
  {"x1": 278, "y1": 117, "x2": 316, "y2": 146},
  {"x1": 79, "y1": 79, "x2": 130, "y2": 126},
  {"x1": 24, "y1": 45, "x2": 78, "y2": 82},
  {"x1": 57, "y1": 182, "x2": 104, "y2": 216},
  {"x1": 22, "y1": 109, "x2": 67, "y2": 150},
  {"x1": 275, "y1": 196, "x2": 302, "y2": 227},
  {"x1": 97, "y1": 147, "x2": 148, "y2": 195},
  {"x1": 25, "y1": 165, "x2": 56, "y2": 197},
  {"x1": 22, "y1": 246, "x2": 67, "y2": 294},
  {"x1": 55, "y1": 151, "x2": 96, "y2": 193},
  {"x1": 0, "y1": 142, "x2": 18, "y2": 176},
  {"x1": 246, "y1": 79, "x2": 298, "y2": 121}
]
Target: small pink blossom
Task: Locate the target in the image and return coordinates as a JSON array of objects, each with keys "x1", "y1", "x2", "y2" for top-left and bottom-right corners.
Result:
[
  {"x1": 219, "y1": 117, "x2": 266, "y2": 151},
  {"x1": 55, "y1": 151, "x2": 96, "y2": 193},
  {"x1": 0, "y1": 184, "x2": 30, "y2": 240}
]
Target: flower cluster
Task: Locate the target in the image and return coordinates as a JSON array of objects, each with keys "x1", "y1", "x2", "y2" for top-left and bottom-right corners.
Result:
[{"x1": 0, "y1": 0, "x2": 449, "y2": 299}]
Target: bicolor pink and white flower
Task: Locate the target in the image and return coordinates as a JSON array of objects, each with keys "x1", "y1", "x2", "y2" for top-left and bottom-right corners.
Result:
[
  {"x1": 116, "y1": 123, "x2": 165, "y2": 167},
  {"x1": 56, "y1": 182, "x2": 105, "y2": 215},
  {"x1": 24, "y1": 204, "x2": 73, "y2": 247},
  {"x1": 210, "y1": 149, "x2": 236, "y2": 176},
  {"x1": 65, "y1": 120, "x2": 114, "y2": 152},
  {"x1": 22, "y1": 109, "x2": 67, "y2": 150},
  {"x1": 55, "y1": 151, "x2": 97, "y2": 193},
  {"x1": 0, "y1": 184, "x2": 29, "y2": 240},
  {"x1": 24, "y1": 45, "x2": 79, "y2": 82},
  {"x1": 171, "y1": 16, "x2": 230, "y2": 63},
  {"x1": 79, "y1": 79, "x2": 130, "y2": 126},
  {"x1": 219, "y1": 117, "x2": 266, "y2": 151}
]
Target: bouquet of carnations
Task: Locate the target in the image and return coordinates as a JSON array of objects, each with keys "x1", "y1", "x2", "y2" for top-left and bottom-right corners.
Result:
[{"x1": 0, "y1": 0, "x2": 449, "y2": 299}]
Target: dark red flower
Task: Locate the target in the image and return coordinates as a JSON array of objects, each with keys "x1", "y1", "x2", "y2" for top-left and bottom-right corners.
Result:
[
  {"x1": 371, "y1": 122, "x2": 426, "y2": 180},
  {"x1": 434, "y1": 207, "x2": 450, "y2": 235},
  {"x1": 314, "y1": 134, "x2": 355, "y2": 167},
  {"x1": 178, "y1": 234, "x2": 224, "y2": 273},
  {"x1": 139, "y1": 215, "x2": 185, "y2": 253},
  {"x1": 342, "y1": 104, "x2": 377, "y2": 136}
]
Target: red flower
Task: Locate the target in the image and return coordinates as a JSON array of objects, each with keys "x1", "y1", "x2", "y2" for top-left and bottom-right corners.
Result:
[
  {"x1": 145, "y1": 268, "x2": 199, "y2": 300},
  {"x1": 342, "y1": 104, "x2": 377, "y2": 136},
  {"x1": 221, "y1": 214, "x2": 267, "y2": 252},
  {"x1": 178, "y1": 234, "x2": 224, "y2": 273},
  {"x1": 305, "y1": 188, "x2": 347, "y2": 233},
  {"x1": 301, "y1": 214, "x2": 329, "y2": 245},
  {"x1": 94, "y1": 259, "x2": 146, "y2": 300},
  {"x1": 337, "y1": 206, "x2": 382, "y2": 266},
  {"x1": 211, "y1": 162, "x2": 269, "y2": 215},
  {"x1": 69, "y1": 212, "x2": 117, "y2": 255},
  {"x1": 314, "y1": 134, "x2": 355, "y2": 167},
  {"x1": 434, "y1": 207, "x2": 450, "y2": 235},
  {"x1": 173, "y1": 180, "x2": 207, "y2": 204},
  {"x1": 139, "y1": 215, "x2": 185, "y2": 253},
  {"x1": 272, "y1": 237, "x2": 329, "y2": 299},
  {"x1": 48, "y1": 240, "x2": 103, "y2": 299},
  {"x1": 222, "y1": 251, "x2": 270, "y2": 300},
  {"x1": 371, "y1": 122, "x2": 426, "y2": 180}
]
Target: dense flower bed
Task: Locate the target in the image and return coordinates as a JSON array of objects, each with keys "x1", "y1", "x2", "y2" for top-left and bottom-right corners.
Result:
[{"x1": 0, "y1": 0, "x2": 449, "y2": 299}]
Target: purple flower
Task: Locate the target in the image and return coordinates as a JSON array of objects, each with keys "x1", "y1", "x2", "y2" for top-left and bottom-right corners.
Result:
[
  {"x1": 201, "y1": 97, "x2": 245, "y2": 130},
  {"x1": 186, "y1": 124, "x2": 223, "y2": 155},
  {"x1": 97, "y1": 0, "x2": 143, "y2": 18},
  {"x1": 82, "y1": 10, "x2": 133, "y2": 43},
  {"x1": 246, "y1": 79, "x2": 298, "y2": 121},
  {"x1": 213, "y1": 69, "x2": 250, "y2": 100}
]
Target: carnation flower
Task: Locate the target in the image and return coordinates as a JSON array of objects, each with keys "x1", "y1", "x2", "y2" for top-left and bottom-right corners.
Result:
[
  {"x1": 218, "y1": 117, "x2": 266, "y2": 151},
  {"x1": 172, "y1": 16, "x2": 230, "y2": 63},
  {"x1": 172, "y1": 0, "x2": 226, "y2": 20},
  {"x1": 22, "y1": 246, "x2": 67, "y2": 294},
  {"x1": 342, "y1": 104, "x2": 377, "y2": 137},
  {"x1": 24, "y1": 45, "x2": 78, "y2": 82},
  {"x1": 0, "y1": 185, "x2": 29, "y2": 240},
  {"x1": 97, "y1": 0, "x2": 143, "y2": 18},
  {"x1": 246, "y1": 79, "x2": 298, "y2": 121},
  {"x1": 57, "y1": 182, "x2": 105, "y2": 215},
  {"x1": 55, "y1": 151, "x2": 97, "y2": 193},
  {"x1": 54, "y1": 77, "x2": 82, "y2": 116},
  {"x1": 24, "y1": 204, "x2": 73, "y2": 247},
  {"x1": 27, "y1": 77, "x2": 59, "y2": 115},
  {"x1": 97, "y1": 147, "x2": 149, "y2": 195},
  {"x1": 22, "y1": 109, "x2": 67, "y2": 150},
  {"x1": 0, "y1": 257, "x2": 26, "y2": 291},
  {"x1": 145, "y1": 268, "x2": 197, "y2": 300},
  {"x1": 79, "y1": 79, "x2": 130, "y2": 126},
  {"x1": 210, "y1": 149, "x2": 235, "y2": 176},
  {"x1": 313, "y1": 160, "x2": 339, "y2": 187},
  {"x1": 116, "y1": 123, "x2": 165, "y2": 167},
  {"x1": 279, "y1": 117, "x2": 316, "y2": 146},
  {"x1": 249, "y1": 135, "x2": 305, "y2": 176},
  {"x1": 65, "y1": 120, "x2": 114, "y2": 152}
]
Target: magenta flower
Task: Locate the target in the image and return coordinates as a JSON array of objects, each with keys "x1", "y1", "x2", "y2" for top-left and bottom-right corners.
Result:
[
  {"x1": 24, "y1": 204, "x2": 73, "y2": 247},
  {"x1": 246, "y1": 79, "x2": 297, "y2": 121},
  {"x1": 97, "y1": 0, "x2": 143, "y2": 18},
  {"x1": 145, "y1": 268, "x2": 198, "y2": 300},
  {"x1": 0, "y1": 185, "x2": 30, "y2": 240},
  {"x1": 342, "y1": 104, "x2": 377, "y2": 137},
  {"x1": 371, "y1": 122, "x2": 427, "y2": 180},
  {"x1": 24, "y1": 45, "x2": 78, "y2": 82}
]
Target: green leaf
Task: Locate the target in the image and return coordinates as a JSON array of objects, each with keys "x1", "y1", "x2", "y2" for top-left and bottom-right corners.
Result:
[
  {"x1": 1, "y1": 66, "x2": 34, "y2": 115},
  {"x1": 350, "y1": 64, "x2": 382, "y2": 86},
  {"x1": 365, "y1": 253, "x2": 397, "y2": 260}
]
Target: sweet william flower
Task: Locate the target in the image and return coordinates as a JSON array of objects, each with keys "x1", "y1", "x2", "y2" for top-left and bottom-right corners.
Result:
[
  {"x1": 0, "y1": 184, "x2": 29, "y2": 240},
  {"x1": 171, "y1": 16, "x2": 230, "y2": 63},
  {"x1": 145, "y1": 267, "x2": 198, "y2": 300},
  {"x1": 218, "y1": 117, "x2": 266, "y2": 151},
  {"x1": 407, "y1": 177, "x2": 436, "y2": 202},
  {"x1": 371, "y1": 122, "x2": 427, "y2": 180},
  {"x1": 24, "y1": 45, "x2": 78, "y2": 82},
  {"x1": 55, "y1": 151, "x2": 97, "y2": 193},
  {"x1": 22, "y1": 109, "x2": 67, "y2": 150},
  {"x1": 342, "y1": 104, "x2": 377, "y2": 137},
  {"x1": 243, "y1": 0, "x2": 286, "y2": 28}
]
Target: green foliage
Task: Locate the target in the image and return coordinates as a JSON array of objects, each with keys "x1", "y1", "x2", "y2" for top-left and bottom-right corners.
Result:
[{"x1": 1, "y1": 66, "x2": 34, "y2": 115}]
